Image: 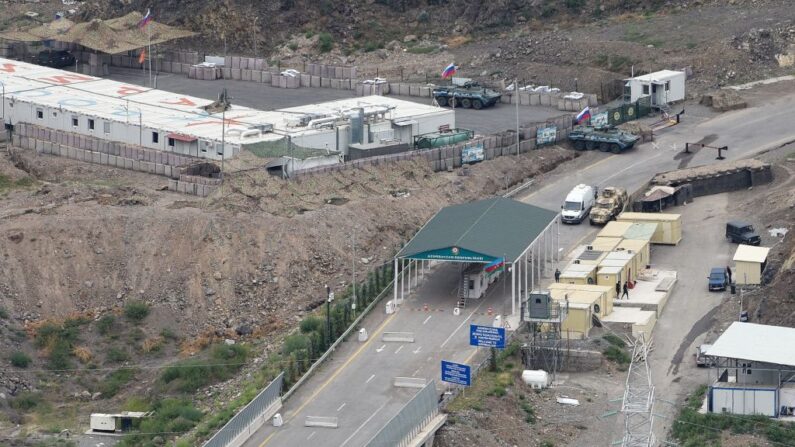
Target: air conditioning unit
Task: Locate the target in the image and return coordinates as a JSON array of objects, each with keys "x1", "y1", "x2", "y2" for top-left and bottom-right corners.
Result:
[
  {"x1": 586, "y1": 245, "x2": 593, "y2": 250},
  {"x1": 573, "y1": 259, "x2": 581, "y2": 264}
]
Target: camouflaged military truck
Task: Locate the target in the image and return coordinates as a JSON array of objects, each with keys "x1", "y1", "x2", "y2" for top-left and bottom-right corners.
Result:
[{"x1": 589, "y1": 186, "x2": 628, "y2": 225}]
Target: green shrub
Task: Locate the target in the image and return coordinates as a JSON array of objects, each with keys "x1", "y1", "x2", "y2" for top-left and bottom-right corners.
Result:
[
  {"x1": 160, "y1": 344, "x2": 248, "y2": 393},
  {"x1": 124, "y1": 301, "x2": 150, "y2": 323},
  {"x1": 417, "y1": 10, "x2": 430, "y2": 22},
  {"x1": 48, "y1": 339, "x2": 73, "y2": 370},
  {"x1": 565, "y1": 0, "x2": 585, "y2": 10},
  {"x1": 287, "y1": 42, "x2": 298, "y2": 51},
  {"x1": 107, "y1": 347, "x2": 130, "y2": 363},
  {"x1": 96, "y1": 315, "x2": 116, "y2": 336},
  {"x1": 363, "y1": 40, "x2": 382, "y2": 52},
  {"x1": 11, "y1": 391, "x2": 42, "y2": 411},
  {"x1": 317, "y1": 32, "x2": 333, "y2": 53},
  {"x1": 304, "y1": 30, "x2": 315, "y2": 38},
  {"x1": 117, "y1": 399, "x2": 202, "y2": 447},
  {"x1": 10, "y1": 351, "x2": 31, "y2": 368},
  {"x1": 100, "y1": 368, "x2": 136, "y2": 397},
  {"x1": 299, "y1": 316, "x2": 323, "y2": 334},
  {"x1": 488, "y1": 385, "x2": 507, "y2": 397},
  {"x1": 160, "y1": 327, "x2": 179, "y2": 340},
  {"x1": 603, "y1": 333, "x2": 626, "y2": 347},
  {"x1": 603, "y1": 345, "x2": 631, "y2": 365},
  {"x1": 520, "y1": 400, "x2": 536, "y2": 424},
  {"x1": 0, "y1": 306, "x2": 8, "y2": 319}
]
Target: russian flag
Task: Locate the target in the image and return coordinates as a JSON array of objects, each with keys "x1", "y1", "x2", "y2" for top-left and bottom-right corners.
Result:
[
  {"x1": 485, "y1": 257, "x2": 505, "y2": 274},
  {"x1": 575, "y1": 106, "x2": 591, "y2": 124},
  {"x1": 138, "y1": 9, "x2": 153, "y2": 29},
  {"x1": 441, "y1": 63, "x2": 457, "y2": 79}
]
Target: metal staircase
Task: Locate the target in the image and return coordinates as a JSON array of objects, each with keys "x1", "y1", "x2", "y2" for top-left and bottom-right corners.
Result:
[{"x1": 457, "y1": 273, "x2": 470, "y2": 309}]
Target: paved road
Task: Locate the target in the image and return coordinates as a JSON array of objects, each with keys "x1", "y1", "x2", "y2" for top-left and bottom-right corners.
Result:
[
  {"x1": 235, "y1": 81, "x2": 795, "y2": 447},
  {"x1": 106, "y1": 67, "x2": 563, "y2": 135}
]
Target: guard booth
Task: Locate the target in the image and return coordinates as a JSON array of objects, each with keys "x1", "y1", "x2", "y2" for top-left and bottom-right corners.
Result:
[{"x1": 732, "y1": 245, "x2": 770, "y2": 285}]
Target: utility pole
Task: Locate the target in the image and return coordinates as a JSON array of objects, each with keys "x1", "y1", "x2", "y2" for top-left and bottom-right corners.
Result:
[
  {"x1": 352, "y1": 227, "x2": 357, "y2": 316},
  {"x1": 325, "y1": 285, "x2": 334, "y2": 347},
  {"x1": 253, "y1": 17, "x2": 259, "y2": 60},
  {"x1": 620, "y1": 333, "x2": 655, "y2": 447},
  {"x1": 515, "y1": 78, "x2": 520, "y2": 156}
]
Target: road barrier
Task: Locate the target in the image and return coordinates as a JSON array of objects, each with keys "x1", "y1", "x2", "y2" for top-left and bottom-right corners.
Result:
[
  {"x1": 382, "y1": 332, "x2": 415, "y2": 343},
  {"x1": 366, "y1": 380, "x2": 439, "y2": 447},
  {"x1": 202, "y1": 373, "x2": 284, "y2": 447},
  {"x1": 304, "y1": 416, "x2": 339, "y2": 428},
  {"x1": 393, "y1": 377, "x2": 427, "y2": 389}
]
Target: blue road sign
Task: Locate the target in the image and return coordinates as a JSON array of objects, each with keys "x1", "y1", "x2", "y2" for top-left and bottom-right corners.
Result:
[
  {"x1": 441, "y1": 360, "x2": 471, "y2": 386},
  {"x1": 469, "y1": 324, "x2": 506, "y2": 349}
]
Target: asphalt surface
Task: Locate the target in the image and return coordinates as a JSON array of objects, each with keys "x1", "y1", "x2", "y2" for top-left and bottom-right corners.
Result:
[
  {"x1": 236, "y1": 81, "x2": 795, "y2": 447},
  {"x1": 105, "y1": 67, "x2": 563, "y2": 135}
]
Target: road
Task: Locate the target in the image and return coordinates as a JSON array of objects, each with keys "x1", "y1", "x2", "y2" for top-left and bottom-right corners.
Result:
[
  {"x1": 236, "y1": 80, "x2": 795, "y2": 447},
  {"x1": 106, "y1": 67, "x2": 563, "y2": 135}
]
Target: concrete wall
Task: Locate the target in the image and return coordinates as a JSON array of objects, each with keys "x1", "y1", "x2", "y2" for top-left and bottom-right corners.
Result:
[{"x1": 653, "y1": 165, "x2": 773, "y2": 197}]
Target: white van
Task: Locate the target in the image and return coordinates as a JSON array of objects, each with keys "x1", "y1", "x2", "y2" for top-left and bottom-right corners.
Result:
[{"x1": 561, "y1": 184, "x2": 596, "y2": 224}]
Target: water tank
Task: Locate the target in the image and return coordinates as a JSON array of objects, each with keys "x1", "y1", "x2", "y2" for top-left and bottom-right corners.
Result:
[
  {"x1": 521, "y1": 370, "x2": 550, "y2": 389},
  {"x1": 350, "y1": 108, "x2": 364, "y2": 144}
]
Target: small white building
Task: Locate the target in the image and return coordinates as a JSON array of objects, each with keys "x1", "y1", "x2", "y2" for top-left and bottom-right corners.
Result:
[
  {"x1": 733, "y1": 244, "x2": 770, "y2": 285},
  {"x1": 705, "y1": 322, "x2": 795, "y2": 418},
  {"x1": 624, "y1": 70, "x2": 686, "y2": 106}
]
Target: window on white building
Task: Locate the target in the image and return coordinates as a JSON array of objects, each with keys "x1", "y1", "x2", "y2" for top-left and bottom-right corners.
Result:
[
  {"x1": 642, "y1": 85, "x2": 650, "y2": 95},
  {"x1": 88, "y1": 119, "x2": 95, "y2": 131},
  {"x1": 36, "y1": 108, "x2": 43, "y2": 119},
  {"x1": 103, "y1": 122, "x2": 111, "y2": 134},
  {"x1": 152, "y1": 132, "x2": 159, "y2": 144},
  {"x1": 71, "y1": 116, "x2": 78, "y2": 127},
  {"x1": 168, "y1": 138, "x2": 175, "y2": 147}
]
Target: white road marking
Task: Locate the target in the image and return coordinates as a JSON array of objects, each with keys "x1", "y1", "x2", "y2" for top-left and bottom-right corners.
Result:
[
  {"x1": 337, "y1": 402, "x2": 346, "y2": 412},
  {"x1": 366, "y1": 374, "x2": 376, "y2": 384},
  {"x1": 440, "y1": 302, "x2": 486, "y2": 348},
  {"x1": 601, "y1": 150, "x2": 664, "y2": 184},
  {"x1": 307, "y1": 431, "x2": 316, "y2": 440},
  {"x1": 412, "y1": 368, "x2": 421, "y2": 377},
  {"x1": 395, "y1": 345, "x2": 404, "y2": 354},
  {"x1": 339, "y1": 401, "x2": 388, "y2": 447},
  {"x1": 423, "y1": 315, "x2": 433, "y2": 325},
  {"x1": 376, "y1": 344, "x2": 386, "y2": 353},
  {"x1": 413, "y1": 346, "x2": 422, "y2": 354}
]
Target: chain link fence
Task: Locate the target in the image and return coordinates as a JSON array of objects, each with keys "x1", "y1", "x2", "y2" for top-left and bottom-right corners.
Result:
[
  {"x1": 202, "y1": 373, "x2": 284, "y2": 447},
  {"x1": 365, "y1": 380, "x2": 439, "y2": 447}
]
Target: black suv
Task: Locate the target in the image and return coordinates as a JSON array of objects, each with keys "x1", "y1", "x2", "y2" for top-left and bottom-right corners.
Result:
[
  {"x1": 36, "y1": 50, "x2": 76, "y2": 69},
  {"x1": 726, "y1": 221, "x2": 761, "y2": 245}
]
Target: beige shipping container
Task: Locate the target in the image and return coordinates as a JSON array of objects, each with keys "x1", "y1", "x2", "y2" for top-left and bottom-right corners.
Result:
[
  {"x1": 547, "y1": 283, "x2": 613, "y2": 315},
  {"x1": 732, "y1": 245, "x2": 770, "y2": 285},
  {"x1": 597, "y1": 265, "x2": 624, "y2": 299},
  {"x1": 616, "y1": 239, "x2": 650, "y2": 273},
  {"x1": 559, "y1": 263, "x2": 597, "y2": 285},
  {"x1": 589, "y1": 236, "x2": 622, "y2": 252},
  {"x1": 600, "y1": 257, "x2": 632, "y2": 284},
  {"x1": 604, "y1": 251, "x2": 640, "y2": 282},
  {"x1": 559, "y1": 302, "x2": 593, "y2": 339},
  {"x1": 597, "y1": 221, "x2": 634, "y2": 239},
  {"x1": 617, "y1": 212, "x2": 682, "y2": 245}
]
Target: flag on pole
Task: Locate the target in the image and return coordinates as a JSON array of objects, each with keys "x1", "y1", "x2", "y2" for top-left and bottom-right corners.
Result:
[
  {"x1": 137, "y1": 9, "x2": 153, "y2": 28},
  {"x1": 575, "y1": 106, "x2": 591, "y2": 124},
  {"x1": 485, "y1": 258, "x2": 505, "y2": 276},
  {"x1": 441, "y1": 63, "x2": 457, "y2": 79},
  {"x1": 138, "y1": 48, "x2": 146, "y2": 64}
]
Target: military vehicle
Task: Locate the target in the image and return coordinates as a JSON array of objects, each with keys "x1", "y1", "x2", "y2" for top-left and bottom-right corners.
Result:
[
  {"x1": 568, "y1": 126, "x2": 640, "y2": 153},
  {"x1": 432, "y1": 82, "x2": 501, "y2": 110},
  {"x1": 589, "y1": 186, "x2": 628, "y2": 225}
]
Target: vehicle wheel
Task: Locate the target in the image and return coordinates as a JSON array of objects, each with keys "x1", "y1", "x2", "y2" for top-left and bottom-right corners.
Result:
[
  {"x1": 449, "y1": 97, "x2": 458, "y2": 108},
  {"x1": 436, "y1": 96, "x2": 448, "y2": 107},
  {"x1": 585, "y1": 141, "x2": 596, "y2": 151},
  {"x1": 610, "y1": 144, "x2": 621, "y2": 154},
  {"x1": 461, "y1": 98, "x2": 472, "y2": 108},
  {"x1": 599, "y1": 142, "x2": 610, "y2": 152},
  {"x1": 472, "y1": 99, "x2": 483, "y2": 110},
  {"x1": 573, "y1": 140, "x2": 586, "y2": 151}
]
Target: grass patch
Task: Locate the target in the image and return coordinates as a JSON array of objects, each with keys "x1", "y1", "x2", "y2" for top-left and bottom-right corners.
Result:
[
  {"x1": 10, "y1": 350, "x2": 31, "y2": 368},
  {"x1": 100, "y1": 368, "x2": 137, "y2": 397},
  {"x1": 96, "y1": 314, "x2": 116, "y2": 336},
  {"x1": 0, "y1": 305, "x2": 8, "y2": 319},
  {"x1": 622, "y1": 25, "x2": 664, "y2": 47},
  {"x1": 317, "y1": 32, "x2": 333, "y2": 53},
  {"x1": 10, "y1": 391, "x2": 43, "y2": 411},
  {"x1": 124, "y1": 301, "x2": 150, "y2": 324},
  {"x1": 603, "y1": 345, "x2": 631, "y2": 365},
  {"x1": 0, "y1": 174, "x2": 36, "y2": 192},
  {"x1": 160, "y1": 343, "x2": 248, "y2": 393},
  {"x1": 107, "y1": 346, "x2": 130, "y2": 363}
]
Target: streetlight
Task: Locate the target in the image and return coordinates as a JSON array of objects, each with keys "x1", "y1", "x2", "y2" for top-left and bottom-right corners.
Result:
[
  {"x1": 325, "y1": 284, "x2": 334, "y2": 347},
  {"x1": 1, "y1": 81, "x2": 5, "y2": 139}
]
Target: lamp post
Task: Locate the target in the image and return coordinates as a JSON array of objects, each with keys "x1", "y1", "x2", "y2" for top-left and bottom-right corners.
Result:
[
  {"x1": 1, "y1": 81, "x2": 5, "y2": 139},
  {"x1": 325, "y1": 284, "x2": 334, "y2": 347}
]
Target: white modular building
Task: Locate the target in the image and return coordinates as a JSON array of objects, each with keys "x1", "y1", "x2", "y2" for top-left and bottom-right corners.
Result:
[
  {"x1": 624, "y1": 70, "x2": 686, "y2": 106},
  {"x1": 0, "y1": 57, "x2": 454, "y2": 165}
]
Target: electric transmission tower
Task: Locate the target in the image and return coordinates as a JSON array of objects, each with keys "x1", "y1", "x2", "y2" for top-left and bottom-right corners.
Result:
[{"x1": 621, "y1": 333, "x2": 655, "y2": 447}]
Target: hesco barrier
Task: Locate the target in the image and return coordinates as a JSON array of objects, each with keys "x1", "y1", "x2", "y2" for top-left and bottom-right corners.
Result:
[
  {"x1": 202, "y1": 373, "x2": 284, "y2": 447},
  {"x1": 366, "y1": 380, "x2": 439, "y2": 447}
]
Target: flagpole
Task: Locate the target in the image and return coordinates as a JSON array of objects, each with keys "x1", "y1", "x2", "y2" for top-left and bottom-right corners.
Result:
[
  {"x1": 147, "y1": 20, "x2": 152, "y2": 87},
  {"x1": 515, "y1": 78, "x2": 519, "y2": 156}
]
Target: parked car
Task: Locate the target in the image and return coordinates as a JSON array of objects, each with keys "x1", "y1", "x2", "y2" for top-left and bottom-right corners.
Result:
[
  {"x1": 694, "y1": 344, "x2": 714, "y2": 367},
  {"x1": 36, "y1": 50, "x2": 75, "y2": 68},
  {"x1": 708, "y1": 267, "x2": 728, "y2": 291},
  {"x1": 726, "y1": 221, "x2": 761, "y2": 245},
  {"x1": 280, "y1": 69, "x2": 300, "y2": 77}
]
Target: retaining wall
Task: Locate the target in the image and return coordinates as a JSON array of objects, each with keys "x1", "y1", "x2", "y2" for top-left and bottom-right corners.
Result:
[{"x1": 652, "y1": 162, "x2": 773, "y2": 197}]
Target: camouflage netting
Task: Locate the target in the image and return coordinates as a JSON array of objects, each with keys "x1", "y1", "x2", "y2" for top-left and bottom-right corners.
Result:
[{"x1": 0, "y1": 12, "x2": 195, "y2": 54}]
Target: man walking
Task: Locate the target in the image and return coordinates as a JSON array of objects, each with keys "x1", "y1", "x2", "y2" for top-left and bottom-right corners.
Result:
[
  {"x1": 622, "y1": 282, "x2": 629, "y2": 300},
  {"x1": 554, "y1": 268, "x2": 561, "y2": 283},
  {"x1": 726, "y1": 265, "x2": 733, "y2": 284},
  {"x1": 616, "y1": 282, "x2": 621, "y2": 299}
]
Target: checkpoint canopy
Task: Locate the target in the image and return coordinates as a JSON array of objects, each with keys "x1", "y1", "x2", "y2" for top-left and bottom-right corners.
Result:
[{"x1": 392, "y1": 197, "x2": 559, "y2": 315}]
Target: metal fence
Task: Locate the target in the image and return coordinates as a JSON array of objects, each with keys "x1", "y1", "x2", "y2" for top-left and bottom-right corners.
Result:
[
  {"x1": 366, "y1": 380, "x2": 439, "y2": 447},
  {"x1": 202, "y1": 372, "x2": 284, "y2": 447}
]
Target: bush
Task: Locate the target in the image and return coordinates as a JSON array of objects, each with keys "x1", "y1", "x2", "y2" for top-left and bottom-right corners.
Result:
[
  {"x1": 603, "y1": 333, "x2": 626, "y2": 348},
  {"x1": 100, "y1": 368, "x2": 136, "y2": 397},
  {"x1": 565, "y1": 0, "x2": 585, "y2": 10},
  {"x1": 96, "y1": 315, "x2": 116, "y2": 336},
  {"x1": 11, "y1": 391, "x2": 42, "y2": 411},
  {"x1": 124, "y1": 301, "x2": 150, "y2": 323},
  {"x1": 304, "y1": 30, "x2": 315, "y2": 38},
  {"x1": 363, "y1": 40, "x2": 383, "y2": 52},
  {"x1": 117, "y1": 399, "x2": 202, "y2": 447},
  {"x1": 416, "y1": 10, "x2": 430, "y2": 23},
  {"x1": 160, "y1": 344, "x2": 248, "y2": 393},
  {"x1": 49, "y1": 339, "x2": 73, "y2": 370},
  {"x1": 603, "y1": 345, "x2": 631, "y2": 365},
  {"x1": 0, "y1": 306, "x2": 8, "y2": 319},
  {"x1": 160, "y1": 327, "x2": 178, "y2": 340},
  {"x1": 317, "y1": 32, "x2": 333, "y2": 53},
  {"x1": 299, "y1": 316, "x2": 323, "y2": 334},
  {"x1": 107, "y1": 347, "x2": 130, "y2": 363},
  {"x1": 10, "y1": 351, "x2": 31, "y2": 368}
]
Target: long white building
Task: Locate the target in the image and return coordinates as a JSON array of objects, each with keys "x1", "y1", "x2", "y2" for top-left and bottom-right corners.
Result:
[{"x1": 0, "y1": 57, "x2": 454, "y2": 162}]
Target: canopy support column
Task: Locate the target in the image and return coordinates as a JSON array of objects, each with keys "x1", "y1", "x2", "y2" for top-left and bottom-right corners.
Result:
[
  {"x1": 510, "y1": 262, "x2": 515, "y2": 317},
  {"x1": 524, "y1": 251, "x2": 528, "y2": 300},
  {"x1": 393, "y1": 258, "x2": 398, "y2": 303}
]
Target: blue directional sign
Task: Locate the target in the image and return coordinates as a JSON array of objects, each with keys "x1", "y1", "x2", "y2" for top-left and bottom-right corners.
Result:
[
  {"x1": 441, "y1": 360, "x2": 471, "y2": 386},
  {"x1": 469, "y1": 324, "x2": 506, "y2": 349}
]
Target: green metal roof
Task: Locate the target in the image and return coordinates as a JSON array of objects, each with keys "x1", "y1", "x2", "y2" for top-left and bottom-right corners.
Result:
[
  {"x1": 622, "y1": 222, "x2": 658, "y2": 241},
  {"x1": 397, "y1": 197, "x2": 558, "y2": 263}
]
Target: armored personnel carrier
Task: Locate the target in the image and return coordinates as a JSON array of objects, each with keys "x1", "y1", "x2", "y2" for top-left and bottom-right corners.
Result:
[{"x1": 432, "y1": 82, "x2": 501, "y2": 110}]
